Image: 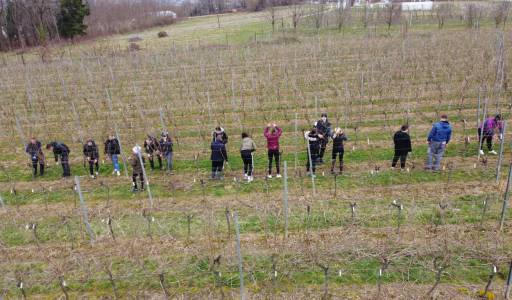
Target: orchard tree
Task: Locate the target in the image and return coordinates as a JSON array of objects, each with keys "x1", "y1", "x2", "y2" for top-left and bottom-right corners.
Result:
[{"x1": 58, "y1": 0, "x2": 89, "y2": 39}]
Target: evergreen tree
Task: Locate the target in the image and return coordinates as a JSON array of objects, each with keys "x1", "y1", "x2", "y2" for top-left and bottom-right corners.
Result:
[{"x1": 58, "y1": 0, "x2": 90, "y2": 39}]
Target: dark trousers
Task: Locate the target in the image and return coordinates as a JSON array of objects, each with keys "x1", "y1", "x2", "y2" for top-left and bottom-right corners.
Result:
[
  {"x1": 268, "y1": 149, "x2": 280, "y2": 175},
  {"x1": 477, "y1": 129, "x2": 493, "y2": 151},
  {"x1": 331, "y1": 150, "x2": 344, "y2": 171},
  {"x1": 61, "y1": 154, "x2": 70, "y2": 177},
  {"x1": 319, "y1": 140, "x2": 328, "y2": 160},
  {"x1": 392, "y1": 150, "x2": 408, "y2": 169},
  {"x1": 31, "y1": 157, "x2": 44, "y2": 176},
  {"x1": 148, "y1": 154, "x2": 162, "y2": 169},
  {"x1": 132, "y1": 173, "x2": 144, "y2": 189},
  {"x1": 306, "y1": 147, "x2": 319, "y2": 173},
  {"x1": 241, "y1": 150, "x2": 253, "y2": 176},
  {"x1": 88, "y1": 160, "x2": 99, "y2": 175},
  {"x1": 212, "y1": 160, "x2": 224, "y2": 174}
]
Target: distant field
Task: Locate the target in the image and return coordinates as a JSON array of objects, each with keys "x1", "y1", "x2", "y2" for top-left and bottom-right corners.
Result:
[{"x1": 0, "y1": 3, "x2": 511, "y2": 299}]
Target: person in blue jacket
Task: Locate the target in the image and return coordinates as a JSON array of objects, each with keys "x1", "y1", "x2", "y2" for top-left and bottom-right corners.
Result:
[
  {"x1": 426, "y1": 114, "x2": 452, "y2": 171},
  {"x1": 211, "y1": 135, "x2": 228, "y2": 179}
]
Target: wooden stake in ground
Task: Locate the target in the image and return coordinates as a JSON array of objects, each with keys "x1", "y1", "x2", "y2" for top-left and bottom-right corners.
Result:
[
  {"x1": 233, "y1": 212, "x2": 245, "y2": 300},
  {"x1": 74, "y1": 176, "x2": 95, "y2": 244},
  {"x1": 500, "y1": 164, "x2": 512, "y2": 231}
]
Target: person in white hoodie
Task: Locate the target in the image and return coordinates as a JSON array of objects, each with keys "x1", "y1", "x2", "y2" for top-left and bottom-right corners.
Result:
[{"x1": 240, "y1": 132, "x2": 256, "y2": 182}]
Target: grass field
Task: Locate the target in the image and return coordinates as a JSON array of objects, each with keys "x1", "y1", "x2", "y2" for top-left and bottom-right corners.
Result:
[{"x1": 0, "y1": 3, "x2": 512, "y2": 299}]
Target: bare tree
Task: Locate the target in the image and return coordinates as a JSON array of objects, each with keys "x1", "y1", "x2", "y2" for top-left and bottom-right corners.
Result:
[
  {"x1": 382, "y1": 3, "x2": 401, "y2": 33},
  {"x1": 291, "y1": 2, "x2": 303, "y2": 32},
  {"x1": 493, "y1": 1, "x2": 511, "y2": 29},
  {"x1": 434, "y1": 3, "x2": 453, "y2": 29},
  {"x1": 266, "y1": 0, "x2": 277, "y2": 32},
  {"x1": 335, "y1": 0, "x2": 351, "y2": 33},
  {"x1": 465, "y1": 3, "x2": 484, "y2": 29},
  {"x1": 311, "y1": 2, "x2": 326, "y2": 31}
]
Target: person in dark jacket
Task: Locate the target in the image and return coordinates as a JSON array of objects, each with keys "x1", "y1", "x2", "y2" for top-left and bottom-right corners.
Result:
[
  {"x1": 211, "y1": 135, "x2": 228, "y2": 179},
  {"x1": 104, "y1": 135, "x2": 121, "y2": 176},
  {"x1": 478, "y1": 114, "x2": 503, "y2": 155},
  {"x1": 240, "y1": 132, "x2": 256, "y2": 182},
  {"x1": 130, "y1": 146, "x2": 145, "y2": 192},
  {"x1": 83, "y1": 139, "x2": 100, "y2": 178},
  {"x1": 46, "y1": 142, "x2": 71, "y2": 177},
  {"x1": 264, "y1": 123, "x2": 283, "y2": 178},
  {"x1": 392, "y1": 125, "x2": 412, "y2": 170},
  {"x1": 315, "y1": 113, "x2": 332, "y2": 164},
  {"x1": 305, "y1": 128, "x2": 322, "y2": 176},
  {"x1": 212, "y1": 127, "x2": 228, "y2": 144},
  {"x1": 426, "y1": 114, "x2": 452, "y2": 171},
  {"x1": 144, "y1": 135, "x2": 162, "y2": 170},
  {"x1": 331, "y1": 128, "x2": 347, "y2": 174},
  {"x1": 159, "y1": 132, "x2": 174, "y2": 173},
  {"x1": 25, "y1": 137, "x2": 45, "y2": 177}
]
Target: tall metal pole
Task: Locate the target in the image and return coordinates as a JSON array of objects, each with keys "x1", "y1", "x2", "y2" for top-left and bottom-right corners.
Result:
[
  {"x1": 496, "y1": 121, "x2": 507, "y2": 183},
  {"x1": 478, "y1": 96, "x2": 488, "y2": 160},
  {"x1": 74, "y1": 176, "x2": 95, "y2": 244},
  {"x1": 499, "y1": 164, "x2": 512, "y2": 231},
  {"x1": 136, "y1": 146, "x2": 153, "y2": 210},
  {"x1": 233, "y1": 212, "x2": 244, "y2": 300},
  {"x1": 283, "y1": 161, "x2": 289, "y2": 239}
]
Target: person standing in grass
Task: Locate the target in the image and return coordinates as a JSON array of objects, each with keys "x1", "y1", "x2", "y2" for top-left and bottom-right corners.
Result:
[
  {"x1": 130, "y1": 146, "x2": 145, "y2": 192},
  {"x1": 46, "y1": 141, "x2": 71, "y2": 177},
  {"x1": 426, "y1": 114, "x2": 452, "y2": 171},
  {"x1": 144, "y1": 135, "x2": 162, "y2": 170},
  {"x1": 478, "y1": 114, "x2": 503, "y2": 156},
  {"x1": 392, "y1": 125, "x2": 412, "y2": 170},
  {"x1": 83, "y1": 139, "x2": 100, "y2": 178},
  {"x1": 331, "y1": 128, "x2": 347, "y2": 174},
  {"x1": 264, "y1": 123, "x2": 283, "y2": 178},
  {"x1": 240, "y1": 132, "x2": 256, "y2": 182},
  {"x1": 25, "y1": 137, "x2": 45, "y2": 177},
  {"x1": 305, "y1": 127, "x2": 322, "y2": 176},
  {"x1": 315, "y1": 113, "x2": 332, "y2": 164},
  {"x1": 159, "y1": 132, "x2": 174, "y2": 173},
  {"x1": 104, "y1": 135, "x2": 121, "y2": 176},
  {"x1": 211, "y1": 135, "x2": 228, "y2": 179}
]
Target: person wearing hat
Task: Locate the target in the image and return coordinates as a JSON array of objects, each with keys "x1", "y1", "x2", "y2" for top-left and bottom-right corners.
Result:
[
  {"x1": 159, "y1": 132, "x2": 174, "y2": 173},
  {"x1": 392, "y1": 125, "x2": 412, "y2": 170},
  {"x1": 104, "y1": 135, "x2": 121, "y2": 176},
  {"x1": 144, "y1": 134, "x2": 162, "y2": 170},
  {"x1": 83, "y1": 139, "x2": 100, "y2": 178},
  {"x1": 478, "y1": 114, "x2": 503, "y2": 155},
  {"x1": 130, "y1": 145, "x2": 145, "y2": 192},
  {"x1": 426, "y1": 114, "x2": 452, "y2": 171},
  {"x1": 46, "y1": 141, "x2": 71, "y2": 177},
  {"x1": 331, "y1": 128, "x2": 347, "y2": 174},
  {"x1": 264, "y1": 123, "x2": 283, "y2": 178},
  {"x1": 212, "y1": 127, "x2": 228, "y2": 144},
  {"x1": 25, "y1": 137, "x2": 45, "y2": 177},
  {"x1": 211, "y1": 135, "x2": 228, "y2": 179},
  {"x1": 315, "y1": 113, "x2": 332, "y2": 164}
]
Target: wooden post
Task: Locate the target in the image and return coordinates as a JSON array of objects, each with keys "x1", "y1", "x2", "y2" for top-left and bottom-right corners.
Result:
[
  {"x1": 500, "y1": 164, "x2": 512, "y2": 231},
  {"x1": 233, "y1": 212, "x2": 244, "y2": 300},
  {"x1": 74, "y1": 176, "x2": 95, "y2": 244},
  {"x1": 496, "y1": 121, "x2": 507, "y2": 183},
  {"x1": 283, "y1": 161, "x2": 289, "y2": 239}
]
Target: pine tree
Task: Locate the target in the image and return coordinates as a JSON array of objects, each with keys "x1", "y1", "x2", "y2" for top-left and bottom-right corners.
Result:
[{"x1": 58, "y1": 0, "x2": 90, "y2": 39}]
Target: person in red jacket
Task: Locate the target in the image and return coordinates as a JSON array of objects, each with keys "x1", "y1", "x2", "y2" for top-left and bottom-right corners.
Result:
[{"x1": 264, "y1": 123, "x2": 283, "y2": 178}]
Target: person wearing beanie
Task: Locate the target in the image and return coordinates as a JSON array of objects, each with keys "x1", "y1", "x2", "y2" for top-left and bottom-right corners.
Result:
[
  {"x1": 104, "y1": 135, "x2": 121, "y2": 176},
  {"x1": 144, "y1": 134, "x2": 162, "y2": 170},
  {"x1": 46, "y1": 141, "x2": 71, "y2": 177},
  {"x1": 264, "y1": 123, "x2": 283, "y2": 178},
  {"x1": 305, "y1": 127, "x2": 322, "y2": 176},
  {"x1": 83, "y1": 139, "x2": 100, "y2": 178},
  {"x1": 478, "y1": 114, "x2": 503, "y2": 155},
  {"x1": 426, "y1": 114, "x2": 452, "y2": 171},
  {"x1": 211, "y1": 135, "x2": 228, "y2": 179},
  {"x1": 240, "y1": 132, "x2": 256, "y2": 182},
  {"x1": 159, "y1": 132, "x2": 174, "y2": 173},
  {"x1": 212, "y1": 127, "x2": 228, "y2": 144},
  {"x1": 392, "y1": 125, "x2": 412, "y2": 170},
  {"x1": 331, "y1": 128, "x2": 347, "y2": 174},
  {"x1": 130, "y1": 145, "x2": 145, "y2": 192},
  {"x1": 315, "y1": 113, "x2": 332, "y2": 164},
  {"x1": 25, "y1": 137, "x2": 45, "y2": 177}
]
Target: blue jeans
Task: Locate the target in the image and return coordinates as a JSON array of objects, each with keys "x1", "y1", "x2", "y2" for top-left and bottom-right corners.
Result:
[
  {"x1": 164, "y1": 152, "x2": 173, "y2": 171},
  {"x1": 426, "y1": 141, "x2": 445, "y2": 170},
  {"x1": 111, "y1": 154, "x2": 120, "y2": 172}
]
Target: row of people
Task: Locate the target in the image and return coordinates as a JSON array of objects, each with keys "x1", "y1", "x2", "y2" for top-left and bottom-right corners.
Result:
[{"x1": 24, "y1": 113, "x2": 503, "y2": 182}]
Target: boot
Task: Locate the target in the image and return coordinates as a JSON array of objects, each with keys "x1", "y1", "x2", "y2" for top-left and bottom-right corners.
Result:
[
  {"x1": 330, "y1": 160, "x2": 335, "y2": 175},
  {"x1": 39, "y1": 164, "x2": 44, "y2": 176}
]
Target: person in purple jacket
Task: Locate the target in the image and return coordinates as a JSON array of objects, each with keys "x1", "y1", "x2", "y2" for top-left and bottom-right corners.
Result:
[
  {"x1": 478, "y1": 114, "x2": 503, "y2": 155},
  {"x1": 264, "y1": 123, "x2": 283, "y2": 178}
]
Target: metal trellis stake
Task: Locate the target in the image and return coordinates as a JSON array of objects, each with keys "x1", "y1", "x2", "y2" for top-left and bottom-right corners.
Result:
[
  {"x1": 499, "y1": 164, "x2": 512, "y2": 231},
  {"x1": 74, "y1": 176, "x2": 95, "y2": 244},
  {"x1": 496, "y1": 121, "x2": 507, "y2": 183},
  {"x1": 283, "y1": 161, "x2": 289, "y2": 239},
  {"x1": 233, "y1": 212, "x2": 245, "y2": 300}
]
